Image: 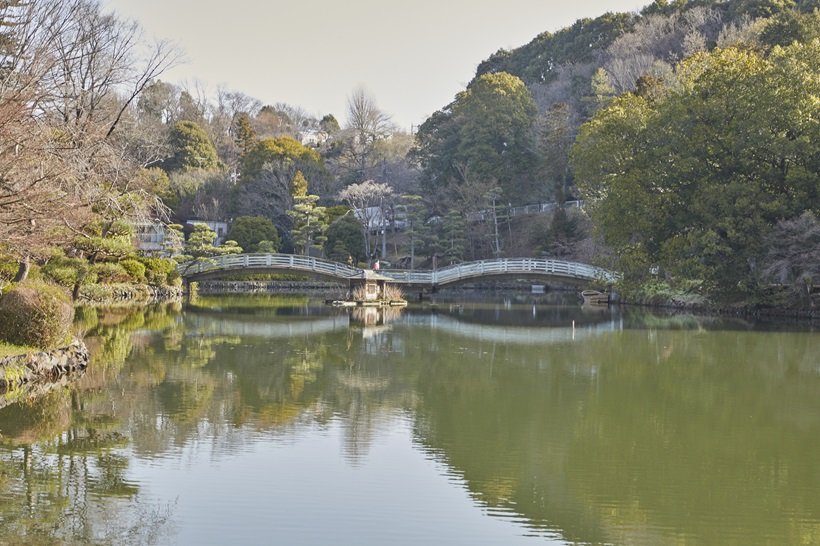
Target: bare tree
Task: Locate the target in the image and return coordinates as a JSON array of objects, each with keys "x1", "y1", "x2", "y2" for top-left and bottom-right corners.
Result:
[
  {"x1": 0, "y1": 0, "x2": 179, "y2": 277},
  {"x1": 337, "y1": 180, "x2": 393, "y2": 258},
  {"x1": 604, "y1": 8, "x2": 722, "y2": 93},
  {"x1": 762, "y1": 212, "x2": 820, "y2": 300},
  {"x1": 342, "y1": 88, "x2": 393, "y2": 179},
  {"x1": 716, "y1": 14, "x2": 764, "y2": 48}
]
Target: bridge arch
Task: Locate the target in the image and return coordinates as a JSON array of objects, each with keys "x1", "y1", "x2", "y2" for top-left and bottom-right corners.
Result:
[
  {"x1": 178, "y1": 254, "x2": 620, "y2": 287},
  {"x1": 380, "y1": 258, "x2": 620, "y2": 287},
  {"x1": 178, "y1": 254, "x2": 364, "y2": 283}
]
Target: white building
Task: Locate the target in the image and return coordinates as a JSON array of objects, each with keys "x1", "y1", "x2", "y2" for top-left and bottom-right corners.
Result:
[
  {"x1": 134, "y1": 221, "x2": 168, "y2": 256},
  {"x1": 299, "y1": 130, "x2": 330, "y2": 148},
  {"x1": 353, "y1": 205, "x2": 408, "y2": 233}
]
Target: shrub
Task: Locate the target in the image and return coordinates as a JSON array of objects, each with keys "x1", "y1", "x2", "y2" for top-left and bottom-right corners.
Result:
[
  {"x1": 42, "y1": 265, "x2": 78, "y2": 288},
  {"x1": 0, "y1": 256, "x2": 42, "y2": 286},
  {"x1": 41, "y1": 251, "x2": 95, "y2": 289},
  {"x1": 77, "y1": 283, "x2": 150, "y2": 304},
  {"x1": 0, "y1": 257, "x2": 17, "y2": 286},
  {"x1": 120, "y1": 259, "x2": 146, "y2": 282},
  {"x1": 140, "y1": 257, "x2": 178, "y2": 286},
  {"x1": 167, "y1": 269, "x2": 182, "y2": 286},
  {"x1": 0, "y1": 281, "x2": 73, "y2": 349},
  {"x1": 91, "y1": 262, "x2": 130, "y2": 284},
  {"x1": 382, "y1": 284, "x2": 405, "y2": 301},
  {"x1": 256, "y1": 240, "x2": 277, "y2": 253}
]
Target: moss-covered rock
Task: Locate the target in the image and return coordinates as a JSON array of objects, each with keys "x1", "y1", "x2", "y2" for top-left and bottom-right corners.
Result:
[{"x1": 0, "y1": 281, "x2": 74, "y2": 349}]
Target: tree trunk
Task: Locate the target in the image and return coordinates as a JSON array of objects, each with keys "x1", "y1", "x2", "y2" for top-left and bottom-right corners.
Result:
[
  {"x1": 13, "y1": 255, "x2": 30, "y2": 282},
  {"x1": 492, "y1": 198, "x2": 501, "y2": 256}
]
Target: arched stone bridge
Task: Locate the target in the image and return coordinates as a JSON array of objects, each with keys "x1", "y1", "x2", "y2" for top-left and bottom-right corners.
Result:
[{"x1": 178, "y1": 254, "x2": 620, "y2": 287}]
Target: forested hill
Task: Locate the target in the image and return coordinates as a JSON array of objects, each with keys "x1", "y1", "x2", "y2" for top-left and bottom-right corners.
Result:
[
  {"x1": 1, "y1": 0, "x2": 817, "y2": 307},
  {"x1": 475, "y1": 12, "x2": 633, "y2": 86},
  {"x1": 476, "y1": 0, "x2": 819, "y2": 88},
  {"x1": 413, "y1": 0, "x2": 819, "y2": 302},
  {"x1": 414, "y1": 0, "x2": 820, "y2": 209}
]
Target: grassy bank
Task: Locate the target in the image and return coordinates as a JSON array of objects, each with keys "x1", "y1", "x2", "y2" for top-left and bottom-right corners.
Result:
[
  {"x1": 0, "y1": 278, "x2": 182, "y2": 358},
  {"x1": 618, "y1": 279, "x2": 819, "y2": 320},
  {"x1": 0, "y1": 341, "x2": 39, "y2": 359}
]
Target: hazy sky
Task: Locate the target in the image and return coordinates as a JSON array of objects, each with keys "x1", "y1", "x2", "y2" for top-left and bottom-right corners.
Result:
[{"x1": 101, "y1": 0, "x2": 645, "y2": 130}]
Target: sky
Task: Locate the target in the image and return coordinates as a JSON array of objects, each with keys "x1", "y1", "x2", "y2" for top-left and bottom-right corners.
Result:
[{"x1": 101, "y1": 0, "x2": 646, "y2": 130}]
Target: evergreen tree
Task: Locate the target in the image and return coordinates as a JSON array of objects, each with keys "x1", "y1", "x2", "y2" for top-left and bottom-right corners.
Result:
[
  {"x1": 288, "y1": 195, "x2": 327, "y2": 255},
  {"x1": 165, "y1": 121, "x2": 221, "y2": 172},
  {"x1": 231, "y1": 112, "x2": 257, "y2": 159},
  {"x1": 325, "y1": 214, "x2": 366, "y2": 263},
  {"x1": 291, "y1": 170, "x2": 309, "y2": 198},
  {"x1": 227, "y1": 216, "x2": 280, "y2": 253},
  {"x1": 572, "y1": 43, "x2": 820, "y2": 295},
  {"x1": 441, "y1": 210, "x2": 466, "y2": 264},
  {"x1": 184, "y1": 224, "x2": 242, "y2": 259}
]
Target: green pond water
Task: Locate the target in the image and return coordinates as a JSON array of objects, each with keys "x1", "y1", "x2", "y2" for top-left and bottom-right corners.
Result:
[{"x1": 0, "y1": 296, "x2": 818, "y2": 545}]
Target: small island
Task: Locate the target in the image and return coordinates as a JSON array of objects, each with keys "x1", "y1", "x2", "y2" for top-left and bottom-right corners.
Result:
[{"x1": 330, "y1": 271, "x2": 408, "y2": 307}]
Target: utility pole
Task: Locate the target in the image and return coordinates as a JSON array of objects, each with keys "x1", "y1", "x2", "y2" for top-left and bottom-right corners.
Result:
[
  {"x1": 380, "y1": 197, "x2": 387, "y2": 260},
  {"x1": 486, "y1": 187, "x2": 502, "y2": 256}
]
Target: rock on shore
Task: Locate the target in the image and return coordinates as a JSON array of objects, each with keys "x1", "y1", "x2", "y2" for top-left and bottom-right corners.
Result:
[{"x1": 0, "y1": 339, "x2": 89, "y2": 392}]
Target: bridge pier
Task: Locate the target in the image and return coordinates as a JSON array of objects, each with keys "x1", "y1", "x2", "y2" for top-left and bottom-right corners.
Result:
[{"x1": 183, "y1": 279, "x2": 194, "y2": 303}]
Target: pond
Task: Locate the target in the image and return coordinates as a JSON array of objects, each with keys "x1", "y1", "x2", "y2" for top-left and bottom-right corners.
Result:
[{"x1": 0, "y1": 296, "x2": 818, "y2": 545}]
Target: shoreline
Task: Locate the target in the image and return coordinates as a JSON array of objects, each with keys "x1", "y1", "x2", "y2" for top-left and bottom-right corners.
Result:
[
  {"x1": 196, "y1": 280, "x2": 818, "y2": 321},
  {"x1": 0, "y1": 338, "x2": 89, "y2": 393},
  {"x1": 1, "y1": 283, "x2": 814, "y2": 362},
  {"x1": 615, "y1": 296, "x2": 819, "y2": 322},
  {"x1": 76, "y1": 283, "x2": 183, "y2": 306}
]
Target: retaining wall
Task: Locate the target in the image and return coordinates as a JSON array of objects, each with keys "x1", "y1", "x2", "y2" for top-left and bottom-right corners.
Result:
[
  {"x1": 0, "y1": 339, "x2": 89, "y2": 392},
  {"x1": 198, "y1": 280, "x2": 346, "y2": 296},
  {"x1": 77, "y1": 284, "x2": 183, "y2": 305}
]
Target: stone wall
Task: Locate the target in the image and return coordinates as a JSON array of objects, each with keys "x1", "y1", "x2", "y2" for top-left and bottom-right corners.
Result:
[
  {"x1": 0, "y1": 339, "x2": 89, "y2": 392},
  {"x1": 198, "y1": 280, "x2": 346, "y2": 296},
  {"x1": 77, "y1": 284, "x2": 183, "y2": 305}
]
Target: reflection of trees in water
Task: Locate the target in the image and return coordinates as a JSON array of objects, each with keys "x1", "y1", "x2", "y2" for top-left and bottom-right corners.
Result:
[
  {"x1": 410, "y1": 329, "x2": 820, "y2": 545},
  {"x1": 0, "y1": 391, "x2": 174, "y2": 543},
  {"x1": 5, "y1": 303, "x2": 819, "y2": 544},
  {"x1": 0, "y1": 304, "x2": 185, "y2": 544},
  {"x1": 79, "y1": 304, "x2": 183, "y2": 388},
  {"x1": 0, "y1": 372, "x2": 82, "y2": 415},
  {"x1": 332, "y1": 362, "x2": 414, "y2": 465}
]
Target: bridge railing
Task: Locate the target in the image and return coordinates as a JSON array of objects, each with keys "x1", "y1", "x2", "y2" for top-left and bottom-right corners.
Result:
[
  {"x1": 432, "y1": 258, "x2": 618, "y2": 285},
  {"x1": 378, "y1": 270, "x2": 434, "y2": 284},
  {"x1": 382, "y1": 258, "x2": 620, "y2": 285},
  {"x1": 179, "y1": 254, "x2": 364, "y2": 279},
  {"x1": 180, "y1": 254, "x2": 621, "y2": 285}
]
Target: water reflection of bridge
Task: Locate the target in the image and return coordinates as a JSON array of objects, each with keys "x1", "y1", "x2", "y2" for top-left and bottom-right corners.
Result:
[
  {"x1": 400, "y1": 314, "x2": 622, "y2": 344},
  {"x1": 185, "y1": 314, "x2": 350, "y2": 338},
  {"x1": 184, "y1": 311, "x2": 621, "y2": 345}
]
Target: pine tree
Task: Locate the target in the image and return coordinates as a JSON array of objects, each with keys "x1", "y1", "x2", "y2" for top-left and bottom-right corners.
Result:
[
  {"x1": 288, "y1": 195, "x2": 327, "y2": 256},
  {"x1": 231, "y1": 112, "x2": 257, "y2": 159},
  {"x1": 291, "y1": 170, "x2": 309, "y2": 199}
]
